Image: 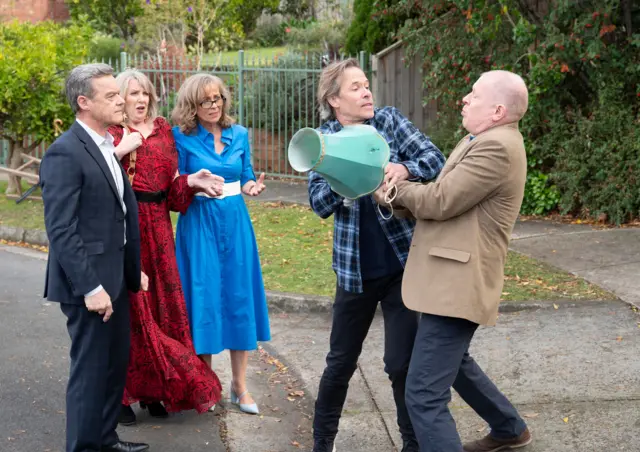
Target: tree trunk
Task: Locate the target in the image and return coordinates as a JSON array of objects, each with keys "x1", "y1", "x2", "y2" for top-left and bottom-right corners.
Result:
[
  {"x1": 197, "y1": 26, "x2": 204, "y2": 71},
  {"x1": 622, "y1": 0, "x2": 632, "y2": 37},
  {"x1": 5, "y1": 140, "x2": 23, "y2": 196}
]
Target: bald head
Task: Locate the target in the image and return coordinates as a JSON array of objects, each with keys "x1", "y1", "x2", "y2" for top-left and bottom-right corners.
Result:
[
  {"x1": 461, "y1": 70, "x2": 529, "y2": 135},
  {"x1": 481, "y1": 70, "x2": 529, "y2": 121}
]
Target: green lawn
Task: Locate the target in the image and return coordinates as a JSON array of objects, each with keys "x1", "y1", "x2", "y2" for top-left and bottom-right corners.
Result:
[
  {"x1": 0, "y1": 181, "x2": 614, "y2": 301},
  {"x1": 202, "y1": 47, "x2": 288, "y2": 67}
]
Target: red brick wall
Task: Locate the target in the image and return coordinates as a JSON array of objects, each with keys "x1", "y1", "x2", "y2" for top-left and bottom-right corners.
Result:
[{"x1": 0, "y1": 0, "x2": 69, "y2": 23}]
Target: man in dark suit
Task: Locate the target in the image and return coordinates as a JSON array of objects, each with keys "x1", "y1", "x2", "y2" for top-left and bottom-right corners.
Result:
[{"x1": 40, "y1": 63, "x2": 149, "y2": 452}]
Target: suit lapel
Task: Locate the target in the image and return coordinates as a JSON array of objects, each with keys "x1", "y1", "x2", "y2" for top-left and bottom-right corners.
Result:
[{"x1": 71, "y1": 122, "x2": 121, "y2": 205}]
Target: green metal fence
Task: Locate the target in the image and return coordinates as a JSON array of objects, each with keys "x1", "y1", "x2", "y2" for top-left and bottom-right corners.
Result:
[
  {"x1": 125, "y1": 50, "x2": 372, "y2": 179},
  {"x1": 1, "y1": 50, "x2": 373, "y2": 180}
]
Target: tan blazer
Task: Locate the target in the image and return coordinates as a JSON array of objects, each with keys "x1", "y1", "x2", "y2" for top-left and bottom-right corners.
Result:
[{"x1": 391, "y1": 122, "x2": 527, "y2": 326}]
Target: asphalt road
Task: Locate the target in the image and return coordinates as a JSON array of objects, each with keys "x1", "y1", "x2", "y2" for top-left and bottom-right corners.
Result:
[{"x1": 0, "y1": 245, "x2": 226, "y2": 452}]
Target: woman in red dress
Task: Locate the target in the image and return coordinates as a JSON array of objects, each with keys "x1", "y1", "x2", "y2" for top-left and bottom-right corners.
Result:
[{"x1": 109, "y1": 69, "x2": 223, "y2": 424}]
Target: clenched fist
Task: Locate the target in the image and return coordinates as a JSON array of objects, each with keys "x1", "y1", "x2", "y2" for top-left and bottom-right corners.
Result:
[
  {"x1": 85, "y1": 289, "x2": 113, "y2": 322},
  {"x1": 115, "y1": 129, "x2": 143, "y2": 159}
]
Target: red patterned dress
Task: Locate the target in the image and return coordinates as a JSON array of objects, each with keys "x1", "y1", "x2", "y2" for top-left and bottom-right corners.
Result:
[{"x1": 109, "y1": 117, "x2": 222, "y2": 413}]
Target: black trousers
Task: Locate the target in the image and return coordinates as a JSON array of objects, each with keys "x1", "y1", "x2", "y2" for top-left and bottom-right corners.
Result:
[
  {"x1": 313, "y1": 272, "x2": 418, "y2": 442},
  {"x1": 406, "y1": 314, "x2": 527, "y2": 452},
  {"x1": 60, "y1": 283, "x2": 130, "y2": 452}
]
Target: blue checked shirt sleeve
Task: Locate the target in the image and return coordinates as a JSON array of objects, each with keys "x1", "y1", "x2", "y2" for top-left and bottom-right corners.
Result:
[
  {"x1": 308, "y1": 170, "x2": 343, "y2": 219},
  {"x1": 391, "y1": 107, "x2": 445, "y2": 181}
]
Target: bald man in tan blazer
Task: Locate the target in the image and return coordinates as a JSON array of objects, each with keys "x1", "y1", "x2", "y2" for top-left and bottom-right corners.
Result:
[{"x1": 374, "y1": 70, "x2": 533, "y2": 452}]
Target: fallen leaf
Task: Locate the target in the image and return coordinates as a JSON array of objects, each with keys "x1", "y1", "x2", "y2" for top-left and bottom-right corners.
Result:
[
  {"x1": 563, "y1": 417, "x2": 569, "y2": 423},
  {"x1": 553, "y1": 304, "x2": 559, "y2": 310},
  {"x1": 291, "y1": 440, "x2": 301, "y2": 448},
  {"x1": 616, "y1": 336, "x2": 623, "y2": 342}
]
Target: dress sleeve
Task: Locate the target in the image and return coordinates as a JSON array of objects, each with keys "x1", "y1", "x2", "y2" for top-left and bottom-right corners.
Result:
[
  {"x1": 168, "y1": 128, "x2": 197, "y2": 214},
  {"x1": 108, "y1": 125, "x2": 124, "y2": 146},
  {"x1": 240, "y1": 129, "x2": 256, "y2": 186}
]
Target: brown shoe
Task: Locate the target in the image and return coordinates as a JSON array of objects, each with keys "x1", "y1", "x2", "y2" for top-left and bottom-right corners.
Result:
[{"x1": 463, "y1": 427, "x2": 532, "y2": 451}]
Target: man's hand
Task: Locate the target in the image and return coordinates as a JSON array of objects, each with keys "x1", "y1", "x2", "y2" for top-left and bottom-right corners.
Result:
[
  {"x1": 85, "y1": 289, "x2": 113, "y2": 322},
  {"x1": 373, "y1": 185, "x2": 386, "y2": 205},
  {"x1": 141, "y1": 271, "x2": 149, "y2": 291},
  {"x1": 383, "y1": 163, "x2": 410, "y2": 189},
  {"x1": 115, "y1": 129, "x2": 142, "y2": 159},
  {"x1": 242, "y1": 173, "x2": 266, "y2": 197},
  {"x1": 187, "y1": 169, "x2": 225, "y2": 197}
]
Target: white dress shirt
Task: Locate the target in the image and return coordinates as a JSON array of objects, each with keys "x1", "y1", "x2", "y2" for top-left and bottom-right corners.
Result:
[{"x1": 76, "y1": 119, "x2": 127, "y2": 297}]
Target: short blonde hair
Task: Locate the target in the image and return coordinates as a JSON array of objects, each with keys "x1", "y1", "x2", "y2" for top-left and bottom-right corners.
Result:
[
  {"x1": 115, "y1": 69, "x2": 159, "y2": 121},
  {"x1": 317, "y1": 58, "x2": 362, "y2": 121},
  {"x1": 171, "y1": 73, "x2": 235, "y2": 134}
]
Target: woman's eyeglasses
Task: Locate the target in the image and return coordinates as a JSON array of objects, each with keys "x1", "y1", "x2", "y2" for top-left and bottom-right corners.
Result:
[{"x1": 199, "y1": 96, "x2": 225, "y2": 109}]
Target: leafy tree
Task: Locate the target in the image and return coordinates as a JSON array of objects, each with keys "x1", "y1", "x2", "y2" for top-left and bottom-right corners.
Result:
[
  {"x1": 66, "y1": 0, "x2": 144, "y2": 42},
  {"x1": 392, "y1": 0, "x2": 640, "y2": 222},
  {"x1": 227, "y1": 0, "x2": 280, "y2": 36},
  {"x1": 0, "y1": 20, "x2": 93, "y2": 195},
  {"x1": 135, "y1": 0, "x2": 188, "y2": 54},
  {"x1": 345, "y1": 0, "x2": 414, "y2": 54},
  {"x1": 278, "y1": 0, "x2": 314, "y2": 19}
]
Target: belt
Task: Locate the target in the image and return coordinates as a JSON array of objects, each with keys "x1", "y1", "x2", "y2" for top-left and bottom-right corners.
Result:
[
  {"x1": 134, "y1": 189, "x2": 168, "y2": 203},
  {"x1": 195, "y1": 181, "x2": 241, "y2": 200}
]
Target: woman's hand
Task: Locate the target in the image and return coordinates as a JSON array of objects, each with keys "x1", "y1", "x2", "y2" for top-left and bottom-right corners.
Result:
[
  {"x1": 141, "y1": 271, "x2": 149, "y2": 291},
  {"x1": 187, "y1": 169, "x2": 225, "y2": 197},
  {"x1": 115, "y1": 129, "x2": 142, "y2": 160},
  {"x1": 242, "y1": 173, "x2": 266, "y2": 196}
]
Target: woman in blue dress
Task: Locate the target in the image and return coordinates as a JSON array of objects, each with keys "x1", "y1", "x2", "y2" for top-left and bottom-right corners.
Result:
[{"x1": 171, "y1": 74, "x2": 270, "y2": 415}]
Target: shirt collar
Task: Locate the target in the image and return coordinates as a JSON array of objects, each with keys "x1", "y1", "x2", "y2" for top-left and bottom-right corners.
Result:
[
  {"x1": 76, "y1": 118, "x2": 114, "y2": 148},
  {"x1": 323, "y1": 108, "x2": 378, "y2": 132},
  {"x1": 196, "y1": 122, "x2": 233, "y2": 144}
]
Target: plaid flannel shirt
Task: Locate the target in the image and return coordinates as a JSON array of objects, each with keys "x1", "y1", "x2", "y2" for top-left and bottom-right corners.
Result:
[{"x1": 308, "y1": 106, "x2": 446, "y2": 293}]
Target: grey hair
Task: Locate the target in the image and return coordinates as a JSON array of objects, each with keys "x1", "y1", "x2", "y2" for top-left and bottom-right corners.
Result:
[
  {"x1": 65, "y1": 63, "x2": 114, "y2": 114},
  {"x1": 317, "y1": 58, "x2": 361, "y2": 121}
]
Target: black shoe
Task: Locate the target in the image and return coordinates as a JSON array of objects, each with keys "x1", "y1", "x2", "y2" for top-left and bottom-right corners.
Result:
[
  {"x1": 401, "y1": 438, "x2": 419, "y2": 452},
  {"x1": 312, "y1": 437, "x2": 335, "y2": 452},
  {"x1": 141, "y1": 401, "x2": 169, "y2": 418},
  {"x1": 101, "y1": 441, "x2": 149, "y2": 452},
  {"x1": 118, "y1": 405, "x2": 136, "y2": 426}
]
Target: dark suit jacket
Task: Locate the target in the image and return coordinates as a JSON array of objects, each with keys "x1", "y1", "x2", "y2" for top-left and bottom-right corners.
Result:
[{"x1": 40, "y1": 121, "x2": 141, "y2": 305}]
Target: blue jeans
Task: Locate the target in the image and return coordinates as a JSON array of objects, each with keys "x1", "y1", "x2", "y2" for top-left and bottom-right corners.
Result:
[{"x1": 406, "y1": 314, "x2": 527, "y2": 452}]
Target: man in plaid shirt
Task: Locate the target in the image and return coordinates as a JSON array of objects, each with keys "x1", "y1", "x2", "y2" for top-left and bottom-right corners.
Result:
[{"x1": 308, "y1": 58, "x2": 445, "y2": 452}]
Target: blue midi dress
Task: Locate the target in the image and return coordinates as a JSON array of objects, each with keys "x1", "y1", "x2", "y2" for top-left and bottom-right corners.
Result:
[{"x1": 173, "y1": 123, "x2": 271, "y2": 355}]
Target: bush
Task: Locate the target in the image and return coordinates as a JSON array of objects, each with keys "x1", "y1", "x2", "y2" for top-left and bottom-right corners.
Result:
[
  {"x1": 285, "y1": 19, "x2": 349, "y2": 58},
  {"x1": 0, "y1": 20, "x2": 92, "y2": 194},
  {"x1": 244, "y1": 53, "x2": 320, "y2": 134},
  {"x1": 88, "y1": 34, "x2": 124, "y2": 64},
  {"x1": 552, "y1": 97, "x2": 640, "y2": 224},
  {"x1": 393, "y1": 0, "x2": 640, "y2": 223},
  {"x1": 521, "y1": 170, "x2": 561, "y2": 216},
  {"x1": 250, "y1": 16, "x2": 286, "y2": 47}
]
